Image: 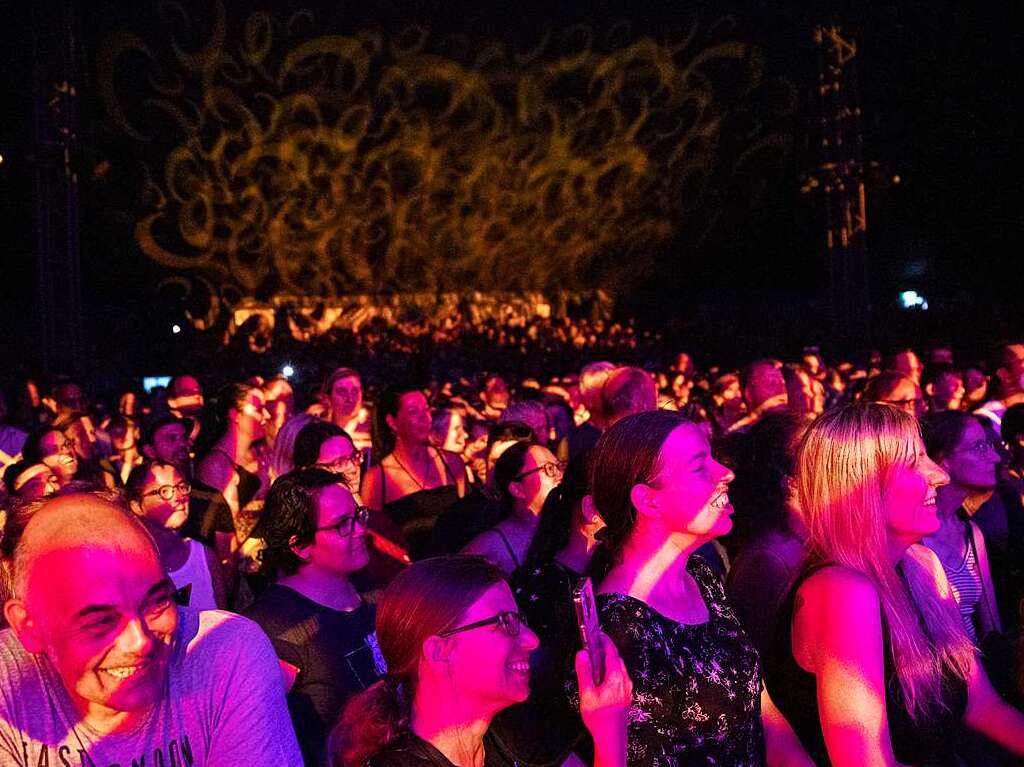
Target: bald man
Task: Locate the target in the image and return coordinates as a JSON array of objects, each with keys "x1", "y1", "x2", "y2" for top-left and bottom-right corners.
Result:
[{"x1": 0, "y1": 492, "x2": 302, "y2": 766}]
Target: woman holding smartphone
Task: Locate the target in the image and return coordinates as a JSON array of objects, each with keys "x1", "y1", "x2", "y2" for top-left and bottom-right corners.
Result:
[
  {"x1": 332, "y1": 555, "x2": 632, "y2": 767},
  {"x1": 588, "y1": 410, "x2": 810, "y2": 766}
]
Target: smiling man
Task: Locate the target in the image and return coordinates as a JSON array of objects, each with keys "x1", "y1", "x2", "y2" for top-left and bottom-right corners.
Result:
[{"x1": 0, "y1": 491, "x2": 302, "y2": 766}]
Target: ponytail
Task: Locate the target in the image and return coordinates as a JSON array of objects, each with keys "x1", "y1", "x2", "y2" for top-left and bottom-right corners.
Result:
[{"x1": 331, "y1": 678, "x2": 412, "y2": 767}]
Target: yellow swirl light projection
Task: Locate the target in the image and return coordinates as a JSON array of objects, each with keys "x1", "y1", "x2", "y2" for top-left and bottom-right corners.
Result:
[{"x1": 98, "y1": 2, "x2": 792, "y2": 327}]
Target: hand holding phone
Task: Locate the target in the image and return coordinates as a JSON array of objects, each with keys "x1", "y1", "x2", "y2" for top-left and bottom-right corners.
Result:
[{"x1": 573, "y1": 577, "x2": 606, "y2": 686}]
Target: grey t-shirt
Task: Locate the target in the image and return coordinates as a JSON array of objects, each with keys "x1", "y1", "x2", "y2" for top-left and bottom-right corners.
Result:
[{"x1": 0, "y1": 608, "x2": 303, "y2": 767}]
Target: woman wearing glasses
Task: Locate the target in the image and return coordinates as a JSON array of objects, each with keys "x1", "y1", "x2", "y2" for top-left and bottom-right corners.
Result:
[
  {"x1": 245, "y1": 466, "x2": 383, "y2": 767},
  {"x1": 293, "y1": 419, "x2": 364, "y2": 492},
  {"x1": 333, "y1": 555, "x2": 632, "y2": 767},
  {"x1": 124, "y1": 459, "x2": 227, "y2": 610},
  {"x1": 463, "y1": 442, "x2": 564, "y2": 575},
  {"x1": 921, "y1": 411, "x2": 1003, "y2": 643}
]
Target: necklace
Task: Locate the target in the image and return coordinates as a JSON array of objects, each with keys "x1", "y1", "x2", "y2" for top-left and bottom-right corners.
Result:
[{"x1": 391, "y1": 448, "x2": 431, "y2": 491}]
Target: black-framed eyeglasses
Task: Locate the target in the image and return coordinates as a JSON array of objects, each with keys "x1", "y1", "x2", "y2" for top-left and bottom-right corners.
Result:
[
  {"x1": 514, "y1": 461, "x2": 566, "y2": 481},
  {"x1": 317, "y1": 451, "x2": 362, "y2": 473},
  {"x1": 438, "y1": 610, "x2": 527, "y2": 638},
  {"x1": 317, "y1": 505, "x2": 370, "y2": 537},
  {"x1": 881, "y1": 398, "x2": 924, "y2": 409},
  {"x1": 143, "y1": 481, "x2": 191, "y2": 501}
]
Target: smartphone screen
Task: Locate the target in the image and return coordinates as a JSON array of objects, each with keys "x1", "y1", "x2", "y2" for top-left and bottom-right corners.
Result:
[{"x1": 573, "y1": 577, "x2": 606, "y2": 686}]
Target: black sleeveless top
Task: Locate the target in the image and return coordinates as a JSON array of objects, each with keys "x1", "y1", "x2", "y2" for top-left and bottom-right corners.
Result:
[
  {"x1": 381, "y1": 448, "x2": 459, "y2": 562},
  {"x1": 764, "y1": 561, "x2": 968, "y2": 767}
]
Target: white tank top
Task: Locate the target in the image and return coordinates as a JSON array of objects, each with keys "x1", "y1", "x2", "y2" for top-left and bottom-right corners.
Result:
[{"x1": 167, "y1": 539, "x2": 218, "y2": 611}]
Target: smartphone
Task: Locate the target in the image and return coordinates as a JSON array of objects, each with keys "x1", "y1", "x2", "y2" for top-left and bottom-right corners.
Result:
[{"x1": 572, "y1": 577, "x2": 606, "y2": 686}]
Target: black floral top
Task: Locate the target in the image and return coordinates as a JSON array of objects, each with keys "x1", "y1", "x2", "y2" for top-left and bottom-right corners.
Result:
[{"x1": 598, "y1": 556, "x2": 766, "y2": 766}]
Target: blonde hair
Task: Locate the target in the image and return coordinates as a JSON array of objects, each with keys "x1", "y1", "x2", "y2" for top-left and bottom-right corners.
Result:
[{"x1": 794, "y1": 403, "x2": 973, "y2": 722}]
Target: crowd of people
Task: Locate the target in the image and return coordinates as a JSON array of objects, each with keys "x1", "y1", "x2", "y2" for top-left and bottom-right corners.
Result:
[{"x1": 1, "y1": 335, "x2": 1024, "y2": 766}]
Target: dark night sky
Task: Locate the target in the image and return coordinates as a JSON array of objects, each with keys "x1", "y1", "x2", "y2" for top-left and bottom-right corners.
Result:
[{"x1": 1, "y1": 1, "x2": 1020, "y2": 380}]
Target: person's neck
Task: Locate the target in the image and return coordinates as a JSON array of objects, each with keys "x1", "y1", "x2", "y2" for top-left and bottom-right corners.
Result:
[
  {"x1": 278, "y1": 567, "x2": 361, "y2": 612},
  {"x1": 394, "y1": 440, "x2": 430, "y2": 463},
  {"x1": 145, "y1": 521, "x2": 189, "y2": 567},
  {"x1": 605, "y1": 531, "x2": 699, "y2": 607},
  {"x1": 80, "y1": 700, "x2": 149, "y2": 737},
  {"x1": 936, "y1": 484, "x2": 969, "y2": 523},
  {"x1": 217, "y1": 430, "x2": 251, "y2": 462},
  {"x1": 332, "y1": 407, "x2": 359, "y2": 429},
  {"x1": 411, "y1": 691, "x2": 493, "y2": 767},
  {"x1": 554, "y1": 527, "x2": 598, "y2": 574}
]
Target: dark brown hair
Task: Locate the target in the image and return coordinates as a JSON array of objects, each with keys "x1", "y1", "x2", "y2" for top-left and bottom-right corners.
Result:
[{"x1": 587, "y1": 409, "x2": 693, "y2": 580}]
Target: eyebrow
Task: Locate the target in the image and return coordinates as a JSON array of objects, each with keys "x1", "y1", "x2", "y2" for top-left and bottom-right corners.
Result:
[
  {"x1": 71, "y1": 578, "x2": 175, "y2": 623},
  {"x1": 689, "y1": 450, "x2": 708, "y2": 464}
]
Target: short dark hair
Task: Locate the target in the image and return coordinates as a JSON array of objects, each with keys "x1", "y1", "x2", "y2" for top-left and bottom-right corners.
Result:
[
  {"x1": 921, "y1": 411, "x2": 982, "y2": 465},
  {"x1": 922, "y1": 362, "x2": 960, "y2": 390},
  {"x1": 1001, "y1": 403, "x2": 1024, "y2": 445},
  {"x1": 255, "y1": 466, "x2": 346, "y2": 578},
  {"x1": 293, "y1": 420, "x2": 352, "y2": 469}
]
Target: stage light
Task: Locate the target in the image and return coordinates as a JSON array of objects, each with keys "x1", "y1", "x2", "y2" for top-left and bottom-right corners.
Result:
[
  {"x1": 0, "y1": 153, "x2": 5, "y2": 165},
  {"x1": 281, "y1": 364, "x2": 295, "y2": 379},
  {"x1": 172, "y1": 324, "x2": 182, "y2": 334},
  {"x1": 900, "y1": 291, "x2": 928, "y2": 310}
]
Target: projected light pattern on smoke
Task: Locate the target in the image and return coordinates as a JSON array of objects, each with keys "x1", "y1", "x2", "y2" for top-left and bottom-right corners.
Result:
[{"x1": 98, "y1": 2, "x2": 792, "y2": 327}]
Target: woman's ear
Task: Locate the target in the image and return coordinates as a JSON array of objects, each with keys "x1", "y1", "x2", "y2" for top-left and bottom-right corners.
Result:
[
  {"x1": 581, "y1": 494, "x2": 602, "y2": 527},
  {"x1": 422, "y1": 634, "x2": 451, "y2": 666},
  {"x1": 629, "y1": 482, "x2": 658, "y2": 520},
  {"x1": 288, "y1": 534, "x2": 312, "y2": 562}
]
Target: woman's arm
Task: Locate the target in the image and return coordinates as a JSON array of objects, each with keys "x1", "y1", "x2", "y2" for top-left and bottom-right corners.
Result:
[
  {"x1": 761, "y1": 686, "x2": 814, "y2": 767},
  {"x1": 795, "y1": 568, "x2": 903, "y2": 767}
]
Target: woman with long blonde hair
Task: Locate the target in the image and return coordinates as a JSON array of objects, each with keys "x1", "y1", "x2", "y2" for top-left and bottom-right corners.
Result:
[{"x1": 765, "y1": 403, "x2": 1024, "y2": 765}]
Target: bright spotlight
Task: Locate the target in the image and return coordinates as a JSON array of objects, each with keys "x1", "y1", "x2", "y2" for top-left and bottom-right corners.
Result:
[
  {"x1": 899, "y1": 291, "x2": 928, "y2": 311},
  {"x1": 282, "y1": 364, "x2": 295, "y2": 379},
  {"x1": 171, "y1": 324, "x2": 182, "y2": 334}
]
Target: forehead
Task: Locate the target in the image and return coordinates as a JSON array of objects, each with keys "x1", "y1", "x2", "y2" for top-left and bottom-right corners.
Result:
[
  {"x1": 890, "y1": 378, "x2": 920, "y2": 399},
  {"x1": 331, "y1": 376, "x2": 361, "y2": 391},
  {"x1": 319, "y1": 434, "x2": 355, "y2": 455},
  {"x1": 524, "y1": 444, "x2": 556, "y2": 466},
  {"x1": 40, "y1": 430, "x2": 65, "y2": 448},
  {"x1": 154, "y1": 422, "x2": 187, "y2": 441},
  {"x1": 398, "y1": 391, "x2": 428, "y2": 410},
  {"x1": 317, "y1": 483, "x2": 357, "y2": 521},
  {"x1": 28, "y1": 541, "x2": 164, "y2": 614},
  {"x1": 659, "y1": 423, "x2": 708, "y2": 464},
  {"x1": 147, "y1": 463, "x2": 182, "y2": 485}
]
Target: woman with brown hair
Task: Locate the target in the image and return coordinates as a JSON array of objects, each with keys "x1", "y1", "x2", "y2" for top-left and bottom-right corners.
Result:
[
  {"x1": 331, "y1": 555, "x2": 631, "y2": 767},
  {"x1": 586, "y1": 410, "x2": 809, "y2": 766}
]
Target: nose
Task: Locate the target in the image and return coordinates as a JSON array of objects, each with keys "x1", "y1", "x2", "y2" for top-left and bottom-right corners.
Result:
[
  {"x1": 519, "y1": 623, "x2": 540, "y2": 652},
  {"x1": 926, "y1": 457, "x2": 950, "y2": 487},
  {"x1": 117, "y1": 616, "x2": 155, "y2": 658},
  {"x1": 714, "y1": 460, "x2": 735, "y2": 485}
]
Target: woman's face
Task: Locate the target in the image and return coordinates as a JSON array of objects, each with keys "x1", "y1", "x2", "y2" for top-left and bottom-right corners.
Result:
[
  {"x1": 388, "y1": 391, "x2": 432, "y2": 445},
  {"x1": 329, "y1": 375, "x2": 363, "y2": 421},
  {"x1": 39, "y1": 429, "x2": 78, "y2": 484},
  {"x1": 442, "y1": 582, "x2": 539, "y2": 707},
  {"x1": 941, "y1": 419, "x2": 999, "y2": 492},
  {"x1": 883, "y1": 439, "x2": 949, "y2": 545},
  {"x1": 316, "y1": 435, "x2": 362, "y2": 491},
  {"x1": 137, "y1": 464, "x2": 190, "y2": 530},
  {"x1": 441, "y1": 412, "x2": 468, "y2": 454},
  {"x1": 236, "y1": 388, "x2": 269, "y2": 442},
  {"x1": 646, "y1": 424, "x2": 735, "y2": 540},
  {"x1": 510, "y1": 445, "x2": 563, "y2": 515}
]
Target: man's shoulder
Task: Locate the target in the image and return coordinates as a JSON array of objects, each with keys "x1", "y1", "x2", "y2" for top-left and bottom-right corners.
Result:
[
  {"x1": 0, "y1": 628, "x2": 36, "y2": 680},
  {"x1": 177, "y1": 608, "x2": 273, "y2": 665}
]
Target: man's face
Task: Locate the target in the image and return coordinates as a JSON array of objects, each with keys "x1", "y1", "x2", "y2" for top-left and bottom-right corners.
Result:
[
  {"x1": 65, "y1": 417, "x2": 98, "y2": 461},
  {"x1": 39, "y1": 430, "x2": 78, "y2": 484},
  {"x1": 932, "y1": 373, "x2": 965, "y2": 411},
  {"x1": 893, "y1": 351, "x2": 924, "y2": 385},
  {"x1": 149, "y1": 423, "x2": 192, "y2": 472},
  {"x1": 999, "y1": 344, "x2": 1024, "y2": 396},
  {"x1": 23, "y1": 538, "x2": 178, "y2": 718}
]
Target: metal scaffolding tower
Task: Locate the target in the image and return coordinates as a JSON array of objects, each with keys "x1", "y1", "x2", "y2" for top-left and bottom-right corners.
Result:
[{"x1": 802, "y1": 25, "x2": 871, "y2": 349}]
